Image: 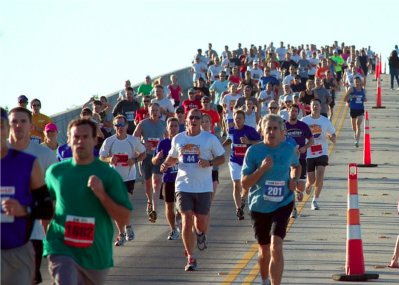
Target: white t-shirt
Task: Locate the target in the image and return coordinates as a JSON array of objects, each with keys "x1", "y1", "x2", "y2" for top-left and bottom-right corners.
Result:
[
  {"x1": 208, "y1": 65, "x2": 222, "y2": 82},
  {"x1": 151, "y1": 97, "x2": 175, "y2": 121},
  {"x1": 192, "y1": 62, "x2": 208, "y2": 81},
  {"x1": 258, "y1": 90, "x2": 274, "y2": 114},
  {"x1": 301, "y1": 115, "x2": 336, "y2": 158},
  {"x1": 276, "y1": 47, "x2": 287, "y2": 61},
  {"x1": 222, "y1": 93, "x2": 242, "y2": 120},
  {"x1": 99, "y1": 135, "x2": 145, "y2": 181},
  {"x1": 169, "y1": 131, "x2": 225, "y2": 193},
  {"x1": 308, "y1": 57, "x2": 319, "y2": 75}
]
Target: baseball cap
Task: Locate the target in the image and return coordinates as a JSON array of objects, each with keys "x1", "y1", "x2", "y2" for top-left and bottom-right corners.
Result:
[
  {"x1": 284, "y1": 95, "x2": 293, "y2": 102},
  {"x1": 18, "y1": 95, "x2": 28, "y2": 103},
  {"x1": 188, "y1": 88, "x2": 196, "y2": 94},
  {"x1": 44, "y1": 123, "x2": 58, "y2": 132},
  {"x1": 201, "y1": 96, "x2": 211, "y2": 102}
]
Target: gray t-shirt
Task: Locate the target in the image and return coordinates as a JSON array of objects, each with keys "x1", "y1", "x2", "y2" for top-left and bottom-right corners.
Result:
[
  {"x1": 313, "y1": 87, "x2": 331, "y2": 114},
  {"x1": 139, "y1": 119, "x2": 167, "y2": 155}
]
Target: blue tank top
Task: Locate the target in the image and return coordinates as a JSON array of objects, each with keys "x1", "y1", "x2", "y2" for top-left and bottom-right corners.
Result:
[
  {"x1": 1, "y1": 149, "x2": 35, "y2": 249},
  {"x1": 349, "y1": 88, "x2": 366, "y2": 110}
]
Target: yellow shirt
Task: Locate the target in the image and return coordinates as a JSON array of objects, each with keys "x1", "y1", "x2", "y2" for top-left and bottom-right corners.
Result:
[{"x1": 31, "y1": 113, "x2": 52, "y2": 141}]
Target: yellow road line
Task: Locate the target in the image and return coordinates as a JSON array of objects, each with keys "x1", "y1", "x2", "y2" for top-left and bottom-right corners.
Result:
[{"x1": 222, "y1": 90, "x2": 348, "y2": 284}]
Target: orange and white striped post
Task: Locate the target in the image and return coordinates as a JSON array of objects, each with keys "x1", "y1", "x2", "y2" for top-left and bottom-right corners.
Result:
[{"x1": 332, "y1": 164, "x2": 379, "y2": 281}]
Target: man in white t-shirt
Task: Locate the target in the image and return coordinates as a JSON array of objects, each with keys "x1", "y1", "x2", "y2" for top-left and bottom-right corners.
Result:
[
  {"x1": 161, "y1": 108, "x2": 225, "y2": 271},
  {"x1": 151, "y1": 84, "x2": 175, "y2": 121},
  {"x1": 301, "y1": 99, "x2": 336, "y2": 210},
  {"x1": 100, "y1": 115, "x2": 146, "y2": 246},
  {"x1": 222, "y1": 84, "x2": 242, "y2": 129}
]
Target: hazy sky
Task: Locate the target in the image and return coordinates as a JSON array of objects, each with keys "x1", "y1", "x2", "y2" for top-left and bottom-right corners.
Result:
[{"x1": 1, "y1": 0, "x2": 397, "y2": 115}]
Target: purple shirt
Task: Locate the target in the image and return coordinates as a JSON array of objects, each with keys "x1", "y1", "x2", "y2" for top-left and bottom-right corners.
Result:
[
  {"x1": 155, "y1": 138, "x2": 178, "y2": 182},
  {"x1": 228, "y1": 125, "x2": 261, "y2": 165},
  {"x1": 285, "y1": 120, "x2": 312, "y2": 159}
]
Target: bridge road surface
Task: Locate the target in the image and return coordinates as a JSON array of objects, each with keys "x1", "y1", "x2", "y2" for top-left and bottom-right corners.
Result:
[{"x1": 40, "y1": 74, "x2": 399, "y2": 284}]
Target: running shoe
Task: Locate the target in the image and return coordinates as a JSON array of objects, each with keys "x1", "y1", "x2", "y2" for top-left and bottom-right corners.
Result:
[
  {"x1": 148, "y1": 210, "x2": 157, "y2": 223},
  {"x1": 184, "y1": 257, "x2": 197, "y2": 271},
  {"x1": 196, "y1": 232, "x2": 207, "y2": 251},
  {"x1": 236, "y1": 208, "x2": 244, "y2": 220},
  {"x1": 311, "y1": 200, "x2": 320, "y2": 210},
  {"x1": 355, "y1": 140, "x2": 359, "y2": 148},
  {"x1": 167, "y1": 229, "x2": 180, "y2": 240},
  {"x1": 125, "y1": 225, "x2": 135, "y2": 241},
  {"x1": 146, "y1": 202, "x2": 153, "y2": 215},
  {"x1": 114, "y1": 233, "x2": 126, "y2": 246},
  {"x1": 290, "y1": 207, "x2": 298, "y2": 219},
  {"x1": 296, "y1": 191, "x2": 303, "y2": 202}
]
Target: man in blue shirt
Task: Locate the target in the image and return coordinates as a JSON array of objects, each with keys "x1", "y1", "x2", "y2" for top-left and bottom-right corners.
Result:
[{"x1": 242, "y1": 114, "x2": 300, "y2": 285}]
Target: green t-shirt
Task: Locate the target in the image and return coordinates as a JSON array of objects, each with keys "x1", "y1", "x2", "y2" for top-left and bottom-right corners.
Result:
[
  {"x1": 43, "y1": 158, "x2": 132, "y2": 270},
  {"x1": 137, "y1": 83, "x2": 152, "y2": 96},
  {"x1": 331, "y1": 55, "x2": 345, "y2": 72}
]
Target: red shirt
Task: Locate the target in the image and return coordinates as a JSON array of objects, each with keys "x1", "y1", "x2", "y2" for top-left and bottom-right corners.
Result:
[
  {"x1": 200, "y1": 108, "x2": 220, "y2": 134},
  {"x1": 135, "y1": 108, "x2": 149, "y2": 123},
  {"x1": 182, "y1": 99, "x2": 201, "y2": 114}
]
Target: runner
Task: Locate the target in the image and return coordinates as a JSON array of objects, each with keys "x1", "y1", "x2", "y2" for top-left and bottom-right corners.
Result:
[
  {"x1": 7, "y1": 107, "x2": 57, "y2": 284},
  {"x1": 301, "y1": 99, "x2": 336, "y2": 210},
  {"x1": 112, "y1": 86, "x2": 140, "y2": 135},
  {"x1": 100, "y1": 114, "x2": 146, "y2": 246},
  {"x1": 44, "y1": 118, "x2": 132, "y2": 284},
  {"x1": 285, "y1": 105, "x2": 314, "y2": 218},
  {"x1": 152, "y1": 117, "x2": 181, "y2": 240},
  {"x1": 160, "y1": 109, "x2": 225, "y2": 271},
  {"x1": 30, "y1": 98, "x2": 53, "y2": 144},
  {"x1": 1, "y1": 107, "x2": 54, "y2": 285},
  {"x1": 133, "y1": 103, "x2": 167, "y2": 223},
  {"x1": 241, "y1": 114, "x2": 300, "y2": 285},
  {"x1": 222, "y1": 110, "x2": 261, "y2": 220},
  {"x1": 344, "y1": 76, "x2": 367, "y2": 148}
]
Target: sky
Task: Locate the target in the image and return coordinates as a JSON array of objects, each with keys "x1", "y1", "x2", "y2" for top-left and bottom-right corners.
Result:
[{"x1": 1, "y1": 0, "x2": 397, "y2": 116}]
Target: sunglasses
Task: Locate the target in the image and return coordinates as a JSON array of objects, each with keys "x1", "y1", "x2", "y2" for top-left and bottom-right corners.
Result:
[
  {"x1": 202, "y1": 100, "x2": 210, "y2": 103},
  {"x1": 32, "y1": 104, "x2": 41, "y2": 107},
  {"x1": 269, "y1": 107, "x2": 277, "y2": 110},
  {"x1": 188, "y1": 115, "x2": 201, "y2": 120},
  {"x1": 143, "y1": 100, "x2": 150, "y2": 103},
  {"x1": 114, "y1": 123, "x2": 126, "y2": 128}
]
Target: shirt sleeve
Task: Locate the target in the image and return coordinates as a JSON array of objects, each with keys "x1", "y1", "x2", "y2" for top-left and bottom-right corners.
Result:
[{"x1": 168, "y1": 136, "x2": 179, "y2": 158}]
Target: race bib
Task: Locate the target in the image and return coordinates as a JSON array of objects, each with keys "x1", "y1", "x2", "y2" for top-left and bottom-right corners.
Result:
[
  {"x1": 147, "y1": 138, "x2": 160, "y2": 151},
  {"x1": 30, "y1": 136, "x2": 42, "y2": 144},
  {"x1": 233, "y1": 144, "x2": 247, "y2": 158},
  {"x1": 64, "y1": 215, "x2": 95, "y2": 248},
  {"x1": 114, "y1": 153, "x2": 128, "y2": 166},
  {"x1": 310, "y1": 144, "x2": 323, "y2": 155},
  {"x1": 169, "y1": 164, "x2": 178, "y2": 174},
  {"x1": 355, "y1": 96, "x2": 362, "y2": 104},
  {"x1": 1, "y1": 187, "x2": 15, "y2": 223},
  {"x1": 263, "y1": 181, "x2": 285, "y2": 202},
  {"x1": 125, "y1": 111, "x2": 135, "y2": 121},
  {"x1": 181, "y1": 144, "x2": 200, "y2": 164}
]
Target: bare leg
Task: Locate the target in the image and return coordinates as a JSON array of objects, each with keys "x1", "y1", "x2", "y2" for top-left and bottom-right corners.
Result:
[
  {"x1": 258, "y1": 244, "x2": 271, "y2": 282},
  {"x1": 389, "y1": 235, "x2": 399, "y2": 268},
  {"x1": 314, "y1": 166, "x2": 326, "y2": 199},
  {"x1": 269, "y1": 236, "x2": 284, "y2": 285}
]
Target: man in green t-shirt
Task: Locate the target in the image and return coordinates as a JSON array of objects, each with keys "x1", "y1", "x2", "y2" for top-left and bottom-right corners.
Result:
[{"x1": 44, "y1": 119, "x2": 132, "y2": 284}]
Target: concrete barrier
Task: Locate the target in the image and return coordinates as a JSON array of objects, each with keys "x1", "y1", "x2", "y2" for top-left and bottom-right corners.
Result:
[{"x1": 52, "y1": 67, "x2": 192, "y2": 143}]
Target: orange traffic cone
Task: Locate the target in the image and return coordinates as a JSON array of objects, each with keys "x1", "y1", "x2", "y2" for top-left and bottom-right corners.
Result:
[
  {"x1": 358, "y1": 111, "x2": 378, "y2": 167},
  {"x1": 332, "y1": 164, "x2": 379, "y2": 281},
  {"x1": 372, "y1": 77, "x2": 385, "y2": 109}
]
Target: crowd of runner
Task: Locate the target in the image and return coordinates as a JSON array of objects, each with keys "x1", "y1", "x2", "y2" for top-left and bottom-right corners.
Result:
[{"x1": 2, "y1": 41, "x2": 396, "y2": 285}]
